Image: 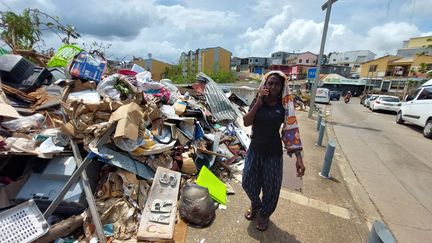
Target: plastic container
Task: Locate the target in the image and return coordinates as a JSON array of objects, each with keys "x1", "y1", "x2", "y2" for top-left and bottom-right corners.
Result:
[
  {"x1": 47, "y1": 45, "x2": 82, "y2": 68},
  {"x1": 0, "y1": 200, "x2": 49, "y2": 243}
]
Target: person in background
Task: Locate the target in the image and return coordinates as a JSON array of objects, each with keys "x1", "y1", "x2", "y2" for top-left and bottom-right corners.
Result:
[{"x1": 242, "y1": 71, "x2": 305, "y2": 231}]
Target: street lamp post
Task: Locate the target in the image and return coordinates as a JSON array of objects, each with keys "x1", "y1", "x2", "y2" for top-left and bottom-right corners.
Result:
[{"x1": 308, "y1": 0, "x2": 338, "y2": 118}]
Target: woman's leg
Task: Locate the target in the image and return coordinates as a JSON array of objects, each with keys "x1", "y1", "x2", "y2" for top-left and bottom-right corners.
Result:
[
  {"x1": 242, "y1": 150, "x2": 263, "y2": 211},
  {"x1": 259, "y1": 154, "x2": 283, "y2": 218}
]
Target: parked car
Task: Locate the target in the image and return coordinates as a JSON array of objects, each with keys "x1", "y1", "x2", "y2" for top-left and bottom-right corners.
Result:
[
  {"x1": 329, "y1": 91, "x2": 341, "y2": 101},
  {"x1": 365, "y1": 95, "x2": 379, "y2": 108},
  {"x1": 315, "y1": 88, "x2": 330, "y2": 104},
  {"x1": 370, "y1": 95, "x2": 401, "y2": 113},
  {"x1": 396, "y1": 79, "x2": 432, "y2": 138},
  {"x1": 360, "y1": 94, "x2": 371, "y2": 105}
]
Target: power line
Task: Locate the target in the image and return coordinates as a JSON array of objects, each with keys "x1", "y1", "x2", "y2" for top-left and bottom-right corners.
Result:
[
  {"x1": 410, "y1": 0, "x2": 416, "y2": 25},
  {"x1": 0, "y1": 0, "x2": 13, "y2": 11}
]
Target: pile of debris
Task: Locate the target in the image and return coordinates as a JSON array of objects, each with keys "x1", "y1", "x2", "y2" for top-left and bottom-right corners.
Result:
[{"x1": 0, "y1": 46, "x2": 250, "y2": 242}]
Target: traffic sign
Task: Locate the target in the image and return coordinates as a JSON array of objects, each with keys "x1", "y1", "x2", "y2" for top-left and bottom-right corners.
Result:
[{"x1": 307, "y1": 67, "x2": 317, "y2": 79}]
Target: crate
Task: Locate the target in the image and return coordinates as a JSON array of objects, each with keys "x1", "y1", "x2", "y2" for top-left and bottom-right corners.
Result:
[
  {"x1": 0, "y1": 200, "x2": 49, "y2": 243},
  {"x1": 47, "y1": 45, "x2": 82, "y2": 68}
]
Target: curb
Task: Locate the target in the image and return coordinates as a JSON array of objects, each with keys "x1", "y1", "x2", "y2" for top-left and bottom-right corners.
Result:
[{"x1": 321, "y1": 108, "x2": 383, "y2": 230}]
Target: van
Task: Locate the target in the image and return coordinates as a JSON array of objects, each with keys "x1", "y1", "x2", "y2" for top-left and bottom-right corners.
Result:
[
  {"x1": 396, "y1": 79, "x2": 432, "y2": 138},
  {"x1": 315, "y1": 88, "x2": 330, "y2": 104}
]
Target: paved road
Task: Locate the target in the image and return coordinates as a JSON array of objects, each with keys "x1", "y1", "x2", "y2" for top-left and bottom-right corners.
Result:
[{"x1": 327, "y1": 98, "x2": 432, "y2": 242}]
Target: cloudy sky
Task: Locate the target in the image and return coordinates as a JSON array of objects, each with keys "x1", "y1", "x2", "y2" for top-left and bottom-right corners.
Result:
[{"x1": 1, "y1": 0, "x2": 431, "y2": 63}]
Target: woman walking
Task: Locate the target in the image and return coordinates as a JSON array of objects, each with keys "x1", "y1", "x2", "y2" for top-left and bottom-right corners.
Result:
[{"x1": 242, "y1": 71, "x2": 305, "y2": 231}]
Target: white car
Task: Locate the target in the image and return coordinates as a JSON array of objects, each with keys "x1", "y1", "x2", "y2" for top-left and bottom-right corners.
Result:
[
  {"x1": 315, "y1": 88, "x2": 330, "y2": 104},
  {"x1": 396, "y1": 79, "x2": 432, "y2": 138},
  {"x1": 370, "y1": 95, "x2": 401, "y2": 113},
  {"x1": 365, "y1": 95, "x2": 379, "y2": 108}
]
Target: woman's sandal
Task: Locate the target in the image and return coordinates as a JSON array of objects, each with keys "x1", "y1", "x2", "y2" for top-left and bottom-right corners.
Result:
[
  {"x1": 256, "y1": 215, "x2": 269, "y2": 231},
  {"x1": 244, "y1": 207, "x2": 258, "y2": 220}
]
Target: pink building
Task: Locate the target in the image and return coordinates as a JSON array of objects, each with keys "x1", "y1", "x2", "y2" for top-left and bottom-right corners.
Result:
[{"x1": 295, "y1": 52, "x2": 318, "y2": 66}]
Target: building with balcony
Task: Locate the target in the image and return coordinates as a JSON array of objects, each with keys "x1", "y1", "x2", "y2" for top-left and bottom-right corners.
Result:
[{"x1": 396, "y1": 35, "x2": 432, "y2": 58}]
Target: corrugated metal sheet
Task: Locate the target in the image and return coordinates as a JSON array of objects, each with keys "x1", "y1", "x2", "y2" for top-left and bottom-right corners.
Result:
[{"x1": 197, "y1": 73, "x2": 237, "y2": 122}]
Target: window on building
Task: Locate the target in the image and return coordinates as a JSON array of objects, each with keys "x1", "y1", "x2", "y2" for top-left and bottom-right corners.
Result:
[
  {"x1": 299, "y1": 59, "x2": 302, "y2": 63},
  {"x1": 354, "y1": 64, "x2": 360, "y2": 68},
  {"x1": 345, "y1": 57, "x2": 349, "y2": 60},
  {"x1": 249, "y1": 59, "x2": 252, "y2": 62},
  {"x1": 332, "y1": 59, "x2": 336, "y2": 62},
  {"x1": 313, "y1": 60, "x2": 316, "y2": 63},
  {"x1": 306, "y1": 59, "x2": 309, "y2": 63},
  {"x1": 369, "y1": 65, "x2": 378, "y2": 72},
  {"x1": 418, "y1": 87, "x2": 432, "y2": 100},
  {"x1": 255, "y1": 59, "x2": 258, "y2": 62}
]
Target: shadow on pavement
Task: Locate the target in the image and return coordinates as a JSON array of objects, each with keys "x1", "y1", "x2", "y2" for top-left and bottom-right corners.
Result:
[
  {"x1": 327, "y1": 121, "x2": 382, "y2": 132},
  {"x1": 402, "y1": 123, "x2": 424, "y2": 134},
  {"x1": 247, "y1": 220, "x2": 300, "y2": 243}
]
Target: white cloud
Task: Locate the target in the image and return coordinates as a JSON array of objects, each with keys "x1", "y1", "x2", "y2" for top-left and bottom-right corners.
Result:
[
  {"x1": 2, "y1": 0, "x2": 431, "y2": 63},
  {"x1": 156, "y1": 5, "x2": 238, "y2": 31},
  {"x1": 235, "y1": 5, "x2": 293, "y2": 57},
  {"x1": 363, "y1": 22, "x2": 422, "y2": 54}
]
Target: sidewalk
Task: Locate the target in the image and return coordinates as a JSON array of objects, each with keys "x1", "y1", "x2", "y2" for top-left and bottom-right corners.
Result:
[{"x1": 186, "y1": 111, "x2": 369, "y2": 243}]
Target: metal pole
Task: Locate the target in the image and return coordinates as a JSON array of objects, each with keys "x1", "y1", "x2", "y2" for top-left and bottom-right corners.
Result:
[
  {"x1": 363, "y1": 69, "x2": 370, "y2": 95},
  {"x1": 316, "y1": 122, "x2": 326, "y2": 146},
  {"x1": 316, "y1": 114, "x2": 323, "y2": 131},
  {"x1": 319, "y1": 139, "x2": 336, "y2": 179},
  {"x1": 308, "y1": 0, "x2": 337, "y2": 118}
]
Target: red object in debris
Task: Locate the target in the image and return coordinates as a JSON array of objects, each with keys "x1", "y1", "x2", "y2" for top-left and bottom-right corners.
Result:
[
  {"x1": 118, "y1": 69, "x2": 137, "y2": 76},
  {"x1": 192, "y1": 83, "x2": 205, "y2": 94}
]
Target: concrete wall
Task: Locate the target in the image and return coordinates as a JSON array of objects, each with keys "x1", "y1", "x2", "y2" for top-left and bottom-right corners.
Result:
[
  {"x1": 218, "y1": 47, "x2": 232, "y2": 72},
  {"x1": 328, "y1": 50, "x2": 376, "y2": 65},
  {"x1": 133, "y1": 59, "x2": 171, "y2": 81},
  {"x1": 321, "y1": 65, "x2": 352, "y2": 77},
  {"x1": 151, "y1": 59, "x2": 172, "y2": 80},
  {"x1": 297, "y1": 52, "x2": 317, "y2": 66},
  {"x1": 202, "y1": 48, "x2": 215, "y2": 75},
  {"x1": 407, "y1": 36, "x2": 432, "y2": 48}
]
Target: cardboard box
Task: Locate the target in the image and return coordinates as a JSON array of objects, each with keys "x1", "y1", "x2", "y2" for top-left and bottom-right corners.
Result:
[{"x1": 109, "y1": 102, "x2": 143, "y2": 140}]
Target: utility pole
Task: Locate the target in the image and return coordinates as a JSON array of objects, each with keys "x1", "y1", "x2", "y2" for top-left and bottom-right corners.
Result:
[{"x1": 308, "y1": 0, "x2": 338, "y2": 118}]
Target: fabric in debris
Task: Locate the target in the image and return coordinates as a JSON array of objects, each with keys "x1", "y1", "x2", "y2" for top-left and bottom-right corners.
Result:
[{"x1": 1, "y1": 113, "x2": 45, "y2": 132}]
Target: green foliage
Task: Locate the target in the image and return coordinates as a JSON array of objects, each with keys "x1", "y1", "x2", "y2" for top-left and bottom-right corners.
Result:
[
  {"x1": 163, "y1": 64, "x2": 187, "y2": 84},
  {"x1": 209, "y1": 70, "x2": 236, "y2": 83},
  {"x1": 0, "y1": 9, "x2": 40, "y2": 50},
  {"x1": 208, "y1": 62, "x2": 236, "y2": 83},
  {"x1": 163, "y1": 60, "x2": 198, "y2": 84},
  {"x1": 0, "y1": 8, "x2": 80, "y2": 52},
  {"x1": 163, "y1": 60, "x2": 237, "y2": 84}
]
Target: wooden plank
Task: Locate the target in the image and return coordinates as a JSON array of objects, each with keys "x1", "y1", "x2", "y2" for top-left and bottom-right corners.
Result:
[
  {"x1": 137, "y1": 167, "x2": 181, "y2": 241},
  {"x1": 172, "y1": 219, "x2": 187, "y2": 243}
]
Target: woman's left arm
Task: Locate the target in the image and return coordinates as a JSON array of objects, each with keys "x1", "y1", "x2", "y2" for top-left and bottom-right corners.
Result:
[{"x1": 294, "y1": 150, "x2": 305, "y2": 177}]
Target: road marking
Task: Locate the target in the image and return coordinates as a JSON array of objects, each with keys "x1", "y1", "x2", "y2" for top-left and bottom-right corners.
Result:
[{"x1": 279, "y1": 189, "x2": 352, "y2": 219}]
